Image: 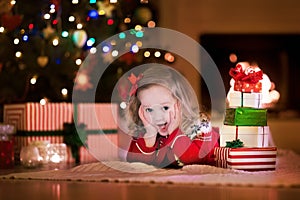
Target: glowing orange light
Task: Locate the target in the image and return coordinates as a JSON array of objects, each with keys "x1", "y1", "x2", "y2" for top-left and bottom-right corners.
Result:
[
  {"x1": 229, "y1": 53, "x2": 238, "y2": 63},
  {"x1": 164, "y1": 52, "x2": 175, "y2": 62}
]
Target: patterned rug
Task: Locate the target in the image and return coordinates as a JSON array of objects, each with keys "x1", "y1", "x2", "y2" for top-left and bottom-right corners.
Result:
[{"x1": 1, "y1": 149, "x2": 300, "y2": 187}]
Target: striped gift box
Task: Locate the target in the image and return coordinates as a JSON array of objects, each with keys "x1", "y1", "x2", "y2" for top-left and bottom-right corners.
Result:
[
  {"x1": 75, "y1": 103, "x2": 118, "y2": 130},
  {"x1": 85, "y1": 133, "x2": 119, "y2": 162},
  {"x1": 4, "y1": 103, "x2": 73, "y2": 131},
  {"x1": 77, "y1": 134, "x2": 119, "y2": 163},
  {"x1": 75, "y1": 103, "x2": 119, "y2": 162},
  {"x1": 79, "y1": 146, "x2": 98, "y2": 164},
  {"x1": 214, "y1": 147, "x2": 277, "y2": 171},
  {"x1": 214, "y1": 147, "x2": 231, "y2": 168},
  {"x1": 4, "y1": 103, "x2": 120, "y2": 164}
]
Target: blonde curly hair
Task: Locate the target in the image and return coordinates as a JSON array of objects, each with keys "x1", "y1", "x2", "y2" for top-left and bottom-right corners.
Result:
[{"x1": 123, "y1": 64, "x2": 204, "y2": 137}]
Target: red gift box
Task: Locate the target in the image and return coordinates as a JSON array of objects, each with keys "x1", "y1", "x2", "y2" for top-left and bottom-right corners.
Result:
[
  {"x1": 234, "y1": 80, "x2": 262, "y2": 93},
  {"x1": 4, "y1": 103, "x2": 118, "y2": 131},
  {"x1": 214, "y1": 147, "x2": 277, "y2": 171},
  {"x1": 229, "y1": 63, "x2": 263, "y2": 93},
  {"x1": 4, "y1": 103, "x2": 73, "y2": 131},
  {"x1": 75, "y1": 103, "x2": 118, "y2": 130},
  {"x1": 75, "y1": 103, "x2": 119, "y2": 162},
  {"x1": 4, "y1": 103, "x2": 120, "y2": 164}
]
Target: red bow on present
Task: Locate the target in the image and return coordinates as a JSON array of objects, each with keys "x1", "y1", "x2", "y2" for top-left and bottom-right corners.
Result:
[
  {"x1": 128, "y1": 73, "x2": 143, "y2": 97},
  {"x1": 229, "y1": 64, "x2": 263, "y2": 84}
]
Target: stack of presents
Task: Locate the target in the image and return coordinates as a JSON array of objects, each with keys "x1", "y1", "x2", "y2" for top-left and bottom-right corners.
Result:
[
  {"x1": 214, "y1": 63, "x2": 277, "y2": 171},
  {"x1": 3, "y1": 102, "x2": 119, "y2": 164}
]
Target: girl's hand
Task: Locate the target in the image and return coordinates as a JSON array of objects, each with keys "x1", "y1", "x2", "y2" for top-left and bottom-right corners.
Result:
[
  {"x1": 168, "y1": 100, "x2": 181, "y2": 134},
  {"x1": 138, "y1": 106, "x2": 157, "y2": 147}
]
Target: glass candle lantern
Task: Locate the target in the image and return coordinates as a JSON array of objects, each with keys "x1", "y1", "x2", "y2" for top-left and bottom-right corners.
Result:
[
  {"x1": 20, "y1": 145, "x2": 41, "y2": 168},
  {"x1": 0, "y1": 124, "x2": 16, "y2": 169},
  {"x1": 48, "y1": 143, "x2": 67, "y2": 164},
  {"x1": 29, "y1": 140, "x2": 50, "y2": 164}
]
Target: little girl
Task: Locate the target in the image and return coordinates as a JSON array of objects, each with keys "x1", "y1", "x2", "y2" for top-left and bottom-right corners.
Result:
[{"x1": 123, "y1": 65, "x2": 219, "y2": 168}]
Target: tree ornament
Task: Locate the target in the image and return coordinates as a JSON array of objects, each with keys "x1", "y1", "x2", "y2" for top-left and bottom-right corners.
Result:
[
  {"x1": 88, "y1": 9, "x2": 99, "y2": 19},
  {"x1": 72, "y1": 29, "x2": 88, "y2": 48},
  {"x1": 1, "y1": 13, "x2": 22, "y2": 31},
  {"x1": 119, "y1": 52, "x2": 138, "y2": 65},
  {"x1": 134, "y1": 7, "x2": 152, "y2": 24},
  {"x1": 50, "y1": 0, "x2": 61, "y2": 11},
  {"x1": 43, "y1": 24, "x2": 55, "y2": 39},
  {"x1": 37, "y1": 56, "x2": 49, "y2": 68},
  {"x1": 18, "y1": 62, "x2": 26, "y2": 70},
  {"x1": 74, "y1": 70, "x2": 93, "y2": 91},
  {"x1": 0, "y1": 0, "x2": 13, "y2": 15},
  {"x1": 96, "y1": 1, "x2": 115, "y2": 17},
  {"x1": 101, "y1": 51, "x2": 114, "y2": 63}
]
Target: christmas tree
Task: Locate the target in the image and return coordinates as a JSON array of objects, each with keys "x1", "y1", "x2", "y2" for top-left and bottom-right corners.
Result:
[{"x1": 0, "y1": 0, "x2": 174, "y2": 107}]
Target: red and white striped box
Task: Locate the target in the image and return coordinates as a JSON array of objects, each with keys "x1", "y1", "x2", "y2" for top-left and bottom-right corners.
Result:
[
  {"x1": 4, "y1": 103, "x2": 73, "y2": 131},
  {"x1": 76, "y1": 103, "x2": 119, "y2": 162},
  {"x1": 79, "y1": 146, "x2": 98, "y2": 163},
  {"x1": 85, "y1": 133, "x2": 119, "y2": 162},
  {"x1": 4, "y1": 103, "x2": 120, "y2": 163},
  {"x1": 76, "y1": 103, "x2": 118, "y2": 130},
  {"x1": 214, "y1": 147, "x2": 277, "y2": 171},
  {"x1": 4, "y1": 103, "x2": 118, "y2": 131}
]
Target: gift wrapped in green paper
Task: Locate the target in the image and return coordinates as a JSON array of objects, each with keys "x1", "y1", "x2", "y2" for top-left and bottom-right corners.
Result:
[{"x1": 224, "y1": 107, "x2": 267, "y2": 126}]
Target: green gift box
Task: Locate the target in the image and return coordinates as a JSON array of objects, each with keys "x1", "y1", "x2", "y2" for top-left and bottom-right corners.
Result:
[{"x1": 224, "y1": 107, "x2": 267, "y2": 126}]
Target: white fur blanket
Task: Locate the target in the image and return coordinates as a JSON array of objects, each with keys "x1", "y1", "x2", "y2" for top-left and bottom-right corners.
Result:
[{"x1": 1, "y1": 149, "x2": 300, "y2": 187}]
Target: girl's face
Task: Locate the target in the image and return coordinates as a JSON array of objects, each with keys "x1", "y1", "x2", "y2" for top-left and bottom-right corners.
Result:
[{"x1": 138, "y1": 85, "x2": 180, "y2": 136}]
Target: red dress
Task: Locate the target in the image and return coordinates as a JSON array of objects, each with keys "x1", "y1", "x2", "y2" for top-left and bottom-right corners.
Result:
[{"x1": 126, "y1": 128, "x2": 219, "y2": 168}]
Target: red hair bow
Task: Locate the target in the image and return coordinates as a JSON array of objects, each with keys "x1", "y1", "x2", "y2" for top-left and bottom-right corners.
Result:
[{"x1": 128, "y1": 73, "x2": 143, "y2": 97}]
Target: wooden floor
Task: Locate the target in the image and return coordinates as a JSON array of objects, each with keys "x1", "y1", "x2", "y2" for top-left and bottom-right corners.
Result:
[{"x1": 0, "y1": 179, "x2": 300, "y2": 200}]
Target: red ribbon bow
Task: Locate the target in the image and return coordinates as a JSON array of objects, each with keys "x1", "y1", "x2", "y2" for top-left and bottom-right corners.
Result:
[
  {"x1": 229, "y1": 64, "x2": 263, "y2": 84},
  {"x1": 128, "y1": 73, "x2": 143, "y2": 97}
]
